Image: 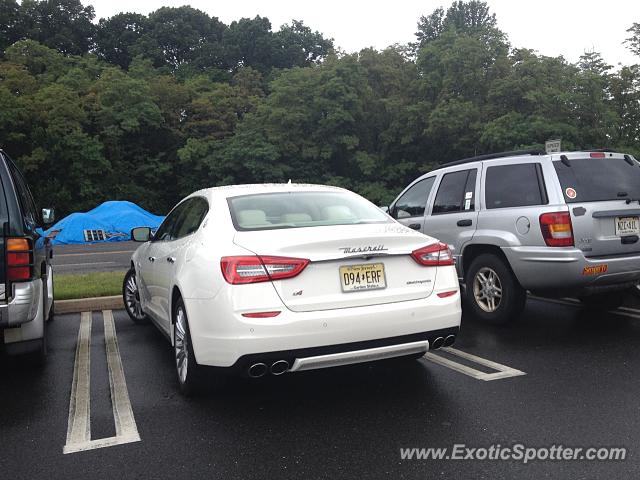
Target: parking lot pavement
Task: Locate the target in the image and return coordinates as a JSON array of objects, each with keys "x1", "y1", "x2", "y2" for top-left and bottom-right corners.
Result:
[
  {"x1": 2, "y1": 299, "x2": 640, "y2": 479},
  {"x1": 52, "y1": 241, "x2": 138, "y2": 274}
]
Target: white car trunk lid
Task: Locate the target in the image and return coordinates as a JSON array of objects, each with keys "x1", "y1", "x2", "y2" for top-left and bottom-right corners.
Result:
[{"x1": 234, "y1": 224, "x2": 439, "y2": 312}]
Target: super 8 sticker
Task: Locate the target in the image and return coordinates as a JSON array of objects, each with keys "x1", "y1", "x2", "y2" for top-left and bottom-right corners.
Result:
[
  {"x1": 583, "y1": 264, "x2": 608, "y2": 276},
  {"x1": 565, "y1": 187, "x2": 577, "y2": 199}
]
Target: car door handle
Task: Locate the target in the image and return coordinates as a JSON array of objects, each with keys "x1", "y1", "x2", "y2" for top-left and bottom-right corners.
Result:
[
  {"x1": 408, "y1": 223, "x2": 422, "y2": 230},
  {"x1": 167, "y1": 256, "x2": 176, "y2": 264},
  {"x1": 457, "y1": 219, "x2": 472, "y2": 227},
  {"x1": 148, "y1": 256, "x2": 155, "y2": 262}
]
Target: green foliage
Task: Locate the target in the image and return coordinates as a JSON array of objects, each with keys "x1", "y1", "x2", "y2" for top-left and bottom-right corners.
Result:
[{"x1": 0, "y1": 0, "x2": 638, "y2": 219}]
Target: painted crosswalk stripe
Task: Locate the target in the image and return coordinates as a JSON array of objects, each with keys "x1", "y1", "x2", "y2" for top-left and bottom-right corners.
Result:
[
  {"x1": 63, "y1": 310, "x2": 140, "y2": 454},
  {"x1": 424, "y1": 347, "x2": 526, "y2": 381}
]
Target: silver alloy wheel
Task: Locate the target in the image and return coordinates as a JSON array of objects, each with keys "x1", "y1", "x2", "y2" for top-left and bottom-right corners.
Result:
[
  {"x1": 473, "y1": 267, "x2": 503, "y2": 313},
  {"x1": 175, "y1": 307, "x2": 189, "y2": 385},
  {"x1": 124, "y1": 271, "x2": 145, "y2": 320}
]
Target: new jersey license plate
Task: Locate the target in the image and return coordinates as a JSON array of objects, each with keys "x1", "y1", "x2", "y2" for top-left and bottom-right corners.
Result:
[
  {"x1": 339, "y1": 263, "x2": 386, "y2": 292},
  {"x1": 615, "y1": 216, "x2": 640, "y2": 236}
]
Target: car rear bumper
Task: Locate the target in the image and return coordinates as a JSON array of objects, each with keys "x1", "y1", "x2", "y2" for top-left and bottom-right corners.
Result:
[
  {"x1": 503, "y1": 246, "x2": 640, "y2": 292},
  {"x1": 184, "y1": 292, "x2": 461, "y2": 368},
  {"x1": 0, "y1": 279, "x2": 41, "y2": 328}
]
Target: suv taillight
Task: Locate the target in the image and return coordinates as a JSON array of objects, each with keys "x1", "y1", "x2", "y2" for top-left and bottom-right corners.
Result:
[
  {"x1": 411, "y1": 242, "x2": 455, "y2": 266},
  {"x1": 220, "y1": 255, "x2": 310, "y2": 284},
  {"x1": 6, "y1": 237, "x2": 33, "y2": 281},
  {"x1": 540, "y1": 212, "x2": 574, "y2": 247}
]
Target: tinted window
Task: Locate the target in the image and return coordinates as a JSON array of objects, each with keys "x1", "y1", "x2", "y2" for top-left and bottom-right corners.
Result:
[
  {"x1": 228, "y1": 191, "x2": 391, "y2": 231},
  {"x1": 485, "y1": 164, "x2": 546, "y2": 209},
  {"x1": 554, "y1": 157, "x2": 640, "y2": 203},
  {"x1": 173, "y1": 197, "x2": 209, "y2": 239},
  {"x1": 8, "y1": 162, "x2": 38, "y2": 227},
  {"x1": 432, "y1": 169, "x2": 477, "y2": 215},
  {"x1": 393, "y1": 177, "x2": 435, "y2": 218},
  {"x1": 153, "y1": 201, "x2": 190, "y2": 241}
]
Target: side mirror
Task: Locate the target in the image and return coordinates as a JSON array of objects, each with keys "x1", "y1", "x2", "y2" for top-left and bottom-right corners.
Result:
[
  {"x1": 396, "y1": 209, "x2": 411, "y2": 219},
  {"x1": 131, "y1": 226, "x2": 151, "y2": 242},
  {"x1": 42, "y1": 208, "x2": 55, "y2": 226},
  {"x1": 379, "y1": 206, "x2": 389, "y2": 213}
]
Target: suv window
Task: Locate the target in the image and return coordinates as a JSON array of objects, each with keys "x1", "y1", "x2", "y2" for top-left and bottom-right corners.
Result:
[
  {"x1": 554, "y1": 157, "x2": 640, "y2": 203},
  {"x1": 173, "y1": 197, "x2": 209, "y2": 239},
  {"x1": 485, "y1": 164, "x2": 547, "y2": 209},
  {"x1": 393, "y1": 177, "x2": 435, "y2": 219},
  {"x1": 8, "y1": 161, "x2": 38, "y2": 228},
  {"x1": 432, "y1": 169, "x2": 477, "y2": 215}
]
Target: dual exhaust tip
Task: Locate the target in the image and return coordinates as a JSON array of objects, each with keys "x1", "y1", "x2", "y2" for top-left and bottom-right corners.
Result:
[
  {"x1": 248, "y1": 360, "x2": 289, "y2": 378},
  {"x1": 247, "y1": 334, "x2": 456, "y2": 377},
  {"x1": 431, "y1": 334, "x2": 456, "y2": 350}
]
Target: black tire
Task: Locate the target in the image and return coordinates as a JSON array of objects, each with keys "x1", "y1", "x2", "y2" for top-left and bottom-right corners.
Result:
[
  {"x1": 464, "y1": 253, "x2": 526, "y2": 325},
  {"x1": 123, "y1": 268, "x2": 148, "y2": 323},
  {"x1": 579, "y1": 292, "x2": 625, "y2": 311},
  {"x1": 173, "y1": 297, "x2": 206, "y2": 396}
]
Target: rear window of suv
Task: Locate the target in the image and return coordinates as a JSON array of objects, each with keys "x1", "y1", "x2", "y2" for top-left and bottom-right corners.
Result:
[{"x1": 553, "y1": 157, "x2": 640, "y2": 203}]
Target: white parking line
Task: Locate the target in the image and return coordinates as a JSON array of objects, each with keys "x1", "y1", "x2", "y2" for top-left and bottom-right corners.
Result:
[
  {"x1": 55, "y1": 262, "x2": 116, "y2": 268},
  {"x1": 528, "y1": 295, "x2": 640, "y2": 319},
  {"x1": 63, "y1": 310, "x2": 140, "y2": 454},
  {"x1": 63, "y1": 312, "x2": 92, "y2": 452},
  {"x1": 56, "y1": 251, "x2": 134, "y2": 258},
  {"x1": 424, "y1": 347, "x2": 526, "y2": 381}
]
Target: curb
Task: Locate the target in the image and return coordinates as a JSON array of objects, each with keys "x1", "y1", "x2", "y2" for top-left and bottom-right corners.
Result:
[{"x1": 55, "y1": 295, "x2": 124, "y2": 315}]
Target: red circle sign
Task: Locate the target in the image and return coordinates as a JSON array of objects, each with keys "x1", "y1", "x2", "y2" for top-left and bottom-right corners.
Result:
[{"x1": 565, "y1": 187, "x2": 577, "y2": 199}]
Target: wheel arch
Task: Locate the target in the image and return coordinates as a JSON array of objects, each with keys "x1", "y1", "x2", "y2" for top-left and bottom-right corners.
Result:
[{"x1": 461, "y1": 244, "x2": 521, "y2": 285}]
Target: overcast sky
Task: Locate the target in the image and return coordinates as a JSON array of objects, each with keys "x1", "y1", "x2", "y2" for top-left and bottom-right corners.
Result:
[{"x1": 90, "y1": 0, "x2": 639, "y2": 67}]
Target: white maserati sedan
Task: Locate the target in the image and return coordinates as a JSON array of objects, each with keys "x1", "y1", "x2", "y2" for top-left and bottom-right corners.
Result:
[{"x1": 124, "y1": 184, "x2": 461, "y2": 394}]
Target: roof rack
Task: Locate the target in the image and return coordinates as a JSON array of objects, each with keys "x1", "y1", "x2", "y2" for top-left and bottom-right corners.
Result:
[{"x1": 439, "y1": 149, "x2": 546, "y2": 168}]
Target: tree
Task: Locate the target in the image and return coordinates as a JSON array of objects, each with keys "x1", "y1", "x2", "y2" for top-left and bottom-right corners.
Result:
[
  {"x1": 0, "y1": 0, "x2": 24, "y2": 52},
  {"x1": 275, "y1": 20, "x2": 334, "y2": 67},
  {"x1": 18, "y1": 0, "x2": 95, "y2": 55},
  {"x1": 95, "y1": 13, "x2": 149, "y2": 69},
  {"x1": 625, "y1": 23, "x2": 640, "y2": 58}
]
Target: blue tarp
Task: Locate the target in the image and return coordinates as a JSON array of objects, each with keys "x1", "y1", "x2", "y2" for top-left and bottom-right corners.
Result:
[{"x1": 45, "y1": 201, "x2": 165, "y2": 245}]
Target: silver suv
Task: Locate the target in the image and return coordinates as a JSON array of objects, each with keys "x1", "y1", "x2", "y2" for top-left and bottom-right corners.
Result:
[{"x1": 389, "y1": 150, "x2": 640, "y2": 324}]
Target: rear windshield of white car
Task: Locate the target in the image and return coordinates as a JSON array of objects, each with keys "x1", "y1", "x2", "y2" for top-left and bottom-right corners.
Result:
[
  {"x1": 553, "y1": 157, "x2": 640, "y2": 203},
  {"x1": 227, "y1": 191, "x2": 392, "y2": 231}
]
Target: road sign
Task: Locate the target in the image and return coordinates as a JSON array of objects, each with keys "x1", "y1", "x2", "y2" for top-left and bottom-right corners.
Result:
[{"x1": 545, "y1": 139, "x2": 561, "y2": 153}]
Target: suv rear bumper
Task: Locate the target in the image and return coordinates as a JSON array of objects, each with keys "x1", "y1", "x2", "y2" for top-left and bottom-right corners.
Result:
[
  {"x1": 502, "y1": 246, "x2": 640, "y2": 292},
  {"x1": 0, "y1": 279, "x2": 41, "y2": 328}
]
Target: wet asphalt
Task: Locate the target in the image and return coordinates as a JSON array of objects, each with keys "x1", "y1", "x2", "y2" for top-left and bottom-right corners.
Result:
[{"x1": 1, "y1": 297, "x2": 640, "y2": 480}]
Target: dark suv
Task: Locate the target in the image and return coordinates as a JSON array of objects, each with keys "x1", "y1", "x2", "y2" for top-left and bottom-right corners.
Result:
[{"x1": 0, "y1": 149, "x2": 55, "y2": 361}]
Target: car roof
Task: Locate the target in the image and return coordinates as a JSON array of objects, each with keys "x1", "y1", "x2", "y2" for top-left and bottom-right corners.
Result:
[{"x1": 191, "y1": 183, "x2": 348, "y2": 200}]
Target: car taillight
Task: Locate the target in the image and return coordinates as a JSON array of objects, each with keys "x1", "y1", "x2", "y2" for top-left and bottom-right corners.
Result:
[
  {"x1": 411, "y1": 242, "x2": 454, "y2": 266},
  {"x1": 6, "y1": 237, "x2": 33, "y2": 281},
  {"x1": 590, "y1": 152, "x2": 606, "y2": 158},
  {"x1": 540, "y1": 212, "x2": 574, "y2": 247},
  {"x1": 220, "y1": 256, "x2": 310, "y2": 284}
]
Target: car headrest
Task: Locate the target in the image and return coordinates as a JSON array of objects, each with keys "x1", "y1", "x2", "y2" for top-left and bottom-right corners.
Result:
[
  {"x1": 280, "y1": 213, "x2": 312, "y2": 224},
  {"x1": 321, "y1": 205, "x2": 355, "y2": 221},
  {"x1": 237, "y1": 209, "x2": 269, "y2": 227}
]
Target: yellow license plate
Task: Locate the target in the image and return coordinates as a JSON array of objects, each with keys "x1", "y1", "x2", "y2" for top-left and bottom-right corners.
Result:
[{"x1": 339, "y1": 263, "x2": 386, "y2": 292}]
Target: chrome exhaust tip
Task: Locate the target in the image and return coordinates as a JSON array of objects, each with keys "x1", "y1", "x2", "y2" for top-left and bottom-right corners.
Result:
[
  {"x1": 443, "y1": 335, "x2": 456, "y2": 347},
  {"x1": 248, "y1": 363, "x2": 268, "y2": 378},
  {"x1": 270, "y1": 360, "x2": 290, "y2": 376},
  {"x1": 431, "y1": 337, "x2": 445, "y2": 349}
]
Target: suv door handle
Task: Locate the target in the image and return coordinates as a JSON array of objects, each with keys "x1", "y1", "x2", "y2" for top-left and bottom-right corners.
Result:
[
  {"x1": 148, "y1": 256, "x2": 155, "y2": 262},
  {"x1": 457, "y1": 219, "x2": 472, "y2": 227},
  {"x1": 167, "y1": 256, "x2": 176, "y2": 264},
  {"x1": 408, "y1": 223, "x2": 422, "y2": 230}
]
